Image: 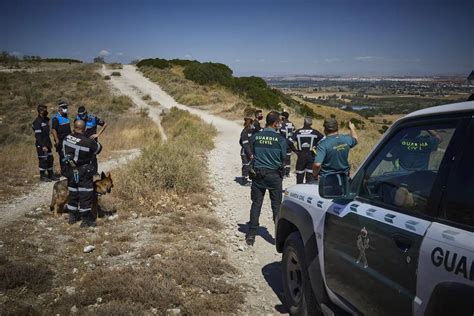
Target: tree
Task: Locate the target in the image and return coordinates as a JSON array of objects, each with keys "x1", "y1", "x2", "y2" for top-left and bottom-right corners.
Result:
[{"x1": 94, "y1": 56, "x2": 106, "y2": 64}]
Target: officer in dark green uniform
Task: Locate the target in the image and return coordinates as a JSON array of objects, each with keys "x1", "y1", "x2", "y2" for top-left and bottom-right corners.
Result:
[
  {"x1": 313, "y1": 118, "x2": 358, "y2": 178},
  {"x1": 246, "y1": 111, "x2": 287, "y2": 245}
]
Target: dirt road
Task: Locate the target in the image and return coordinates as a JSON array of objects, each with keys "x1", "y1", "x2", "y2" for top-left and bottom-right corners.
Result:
[{"x1": 108, "y1": 65, "x2": 292, "y2": 314}]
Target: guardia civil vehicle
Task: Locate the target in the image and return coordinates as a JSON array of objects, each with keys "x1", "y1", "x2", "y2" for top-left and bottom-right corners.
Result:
[{"x1": 276, "y1": 101, "x2": 474, "y2": 316}]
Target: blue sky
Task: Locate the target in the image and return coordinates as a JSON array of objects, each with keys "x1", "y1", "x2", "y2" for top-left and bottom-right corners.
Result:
[{"x1": 1, "y1": 0, "x2": 472, "y2": 76}]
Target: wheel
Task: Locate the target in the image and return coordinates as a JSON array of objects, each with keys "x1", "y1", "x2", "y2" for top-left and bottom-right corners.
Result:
[{"x1": 282, "y1": 231, "x2": 320, "y2": 316}]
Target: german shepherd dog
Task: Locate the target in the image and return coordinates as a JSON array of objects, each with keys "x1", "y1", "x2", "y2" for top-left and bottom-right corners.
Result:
[{"x1": 50, "y1": 172, "x2": 114, "y2": 218}]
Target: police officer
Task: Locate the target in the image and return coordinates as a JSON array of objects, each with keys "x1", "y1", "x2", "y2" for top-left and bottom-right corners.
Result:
[
  {"x1": 239, "y1": 117, "x2": 254, "y2": 185},
  {"x1": 246, "y1": 111, "x2": 287, "y2": 245},
  {"x1": 51, "y1": 101, "x2": 71, "y2": 176},
  {"x1": 292, "y1": 117, "x2": 324, "y2": 184},
  {"x1": 279, "y1": 111, "x2": 295, "y2": 177},
  {"x1": 312, "y1": 118, "x2": 358, "y2": 179},
  {"x1": 32, "y1": 104, "x2": 59, "y2": 182},
  {"x1": 76, "y1": 105, "x2": 107, "y2": 174},
  {"x1": 63, "y1": 120, "x2": 102, "y2": 227},
  {"x1": 252, "y1": 109, "x2": 263, "y2": 134}
]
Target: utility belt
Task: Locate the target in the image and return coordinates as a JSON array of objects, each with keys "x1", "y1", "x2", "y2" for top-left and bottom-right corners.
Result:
[
  {"x1": 249, "y1": 166, "x2": 283, "y2": 181},
  {"x1": 62, "y1": 156, "x2": 94, "y2": 183}
]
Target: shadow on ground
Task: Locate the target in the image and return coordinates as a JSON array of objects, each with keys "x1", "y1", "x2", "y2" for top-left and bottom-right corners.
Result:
[
  {"x1": 262, "y1": 261, "x2": 289, "y2": 314},
  {"x1": 237, "y1": 223, "x2": 275, "y2": 245}
]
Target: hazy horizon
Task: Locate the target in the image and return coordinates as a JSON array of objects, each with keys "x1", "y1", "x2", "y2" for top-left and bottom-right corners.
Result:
[{"x1": 1, "y1": 0, "x2": 473, "y2": 77}]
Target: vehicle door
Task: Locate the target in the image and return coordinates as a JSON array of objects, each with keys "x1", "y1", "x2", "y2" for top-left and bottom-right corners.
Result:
[
  {"x1": 323, "y1": 116, "x2": 469, "y2": 315},
  {"x1": 417, "y1": 118, "x2": 474, "y2": 316}
]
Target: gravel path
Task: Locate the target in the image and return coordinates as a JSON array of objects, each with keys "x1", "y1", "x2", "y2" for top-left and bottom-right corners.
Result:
[{"x1": 113, "y1": 65, "x2": 292, "y2": 314}]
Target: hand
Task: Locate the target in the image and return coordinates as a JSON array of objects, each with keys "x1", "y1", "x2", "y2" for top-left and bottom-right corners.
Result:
[
  {"x1": 250, "y1": 155, "x2": 254, "y2": 160},
  {"x1": 42, "y1": 146, "x2": 48, "y2": 152},
  {"x1": 89, "y1": 134, "x2": 98, "y2": 140},
  {"x1": 348, "y1": 122, "x2": 356, "y2": 130}
]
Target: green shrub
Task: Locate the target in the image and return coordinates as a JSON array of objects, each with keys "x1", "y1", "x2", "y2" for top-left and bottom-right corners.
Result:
[
  {"x1": 136, "y1": 58, "x2": 170, "y2": 69},
  {"x1": 111, "y1": 72, "x2": 121, "y2": 76},
  {"x1": 104, "y1": 75, "x2": 111, "y2": 80},
  {"x1": 183, "y1": 62, "x2": 233, "y2": 87},
  {"x1": 108, "y1": 96, "x2": 133, "y2": 114}
]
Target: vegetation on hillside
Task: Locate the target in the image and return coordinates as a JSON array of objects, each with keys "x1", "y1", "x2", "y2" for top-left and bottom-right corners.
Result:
[{"x1": 138, "y1": 57, "x2": 323, "y2": 118}]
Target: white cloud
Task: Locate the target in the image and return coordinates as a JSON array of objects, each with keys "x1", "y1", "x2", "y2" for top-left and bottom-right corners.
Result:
[
  {"x1": 116, "y1": 52, "x2": 124, "y2": 56},
  {"x1": 184, "y1": 54, "x2": 192, "y2": 58},
  {"x1": 355, "y1": 56, "x2": 383, "y2": 61},
  {"x1": 234, "y1": 59, "x2": 240, "y2": 63},
  {"x1": 99, "y1": 50, "x2": 110, "y2": 56},
  {"x1": 323, "y1": 58, "x2": 341, "y2": 63}
]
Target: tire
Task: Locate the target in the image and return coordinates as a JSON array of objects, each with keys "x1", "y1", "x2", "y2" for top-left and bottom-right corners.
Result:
[{"x1": 282, "y1": 231, "x2": 320, "y2": 316}]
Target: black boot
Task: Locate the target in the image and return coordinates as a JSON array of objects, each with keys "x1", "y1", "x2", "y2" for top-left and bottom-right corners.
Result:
[
  {"x1": 68, "y1": 211, "x2": 81, "y2": 225},
  {"x1": 48, "y1": 170, "x2": 60, "y2": 181},
  {"x1": 80, "y1": 212, "x2": 96, "y2": 228},
  {"x1": 40, "y1": 171, "x2": 52, "y2": 182},
  {"x1": 245, "y1": 231, "x2": 256, "y2": 246}
]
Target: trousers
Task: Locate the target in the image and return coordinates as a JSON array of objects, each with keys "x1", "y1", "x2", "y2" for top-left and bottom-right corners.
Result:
[
  {"x1": 249, "y1": 170, "x2": 283, "y2": 233},
  {"x1": 241, "y1": 152, "x2": 251, "y2": 178},
  {"x1": 296, "y1": 150, "x2": 314, "y2": 184},
  {"x1": 36, "y1": 145, "x2": 53, "y2": 173},
  {"x1": 65, "y1": 164, "x2": 95, "y2": 216}
]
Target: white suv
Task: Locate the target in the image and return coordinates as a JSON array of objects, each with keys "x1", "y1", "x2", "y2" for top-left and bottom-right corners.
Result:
[{"x1": 275, "y1": 101, "x2": 474, "y2": 316}]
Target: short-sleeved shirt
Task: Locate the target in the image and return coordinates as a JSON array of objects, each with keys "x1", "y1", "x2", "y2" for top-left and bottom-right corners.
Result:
[
  {"x1": 397, "y1": 135, "x2": 439, "y2": 171},
  {"x1": 314, "y1": 134, "x2": 357, "y2": 176},
  {"x1": 251, "y1": 128, "x2": 287, "y2": 170},
  {"x1": 51, "y1": 112, "x2": 71, "y2": 142}
]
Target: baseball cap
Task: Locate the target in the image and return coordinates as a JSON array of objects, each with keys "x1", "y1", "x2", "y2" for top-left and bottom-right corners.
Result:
[
  {"x1": 58, "y1": 101, "x2": 68, "y2": 108},
  {"x1": 323, "y1": 118, "x2": 338, "y2": 130}
]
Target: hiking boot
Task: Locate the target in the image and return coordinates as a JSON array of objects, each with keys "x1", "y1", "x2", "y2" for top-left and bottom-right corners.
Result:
[
  {"x1": 80, "y1": 212, "x2": 97, "y2": 228},
  {"x1": 48, "y1": 170, "x2": 60, "y2": 181},
  {"x1": 40, "y1": 175, "x2": 52, "y2": 182},
  {"x1": 245, "y1": 233, "x2": 256, "y2": 246},
  {"x1": 68, "y1": 211, "x2": 81, "y2": 225}
]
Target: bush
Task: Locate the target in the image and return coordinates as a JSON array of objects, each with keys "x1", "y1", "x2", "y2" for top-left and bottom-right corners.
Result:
[
  {"x1": 183, "y1": 62, "x2": 234, "y2": 87},
  {"x1": 111, "y1": 71, "x2": 121, "y2": 76},
  {"x1": 103, "y1": 75, "x2": 111, "y2": 80},
  {"x1": 136, "y1": 58, "x2": 170, "y2": 69}
]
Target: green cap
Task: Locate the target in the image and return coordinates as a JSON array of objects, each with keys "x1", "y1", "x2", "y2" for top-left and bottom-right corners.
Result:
[{"x1": 323, "y1": 118, "x2": 338, "y2": 130}]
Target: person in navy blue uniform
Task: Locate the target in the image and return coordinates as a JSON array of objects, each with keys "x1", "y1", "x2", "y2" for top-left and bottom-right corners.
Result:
[
  {"x1": 252, "y1": 109, "x2": 263, "y2": 134},
  {"x1": 31, "y1": 104, "x2": 59, "y2": 182},
  {"x1": 279, "y1": 111, "x2": 295, "y2": 177},
  {"x1": 51, "y1": 101, "x2": 71, "y2": 176},
  {"x1": 292, "y1": 117, "x2": 324, "y2": 184},
  {"x1": 239, "y1": 117, "x2": 254, "y2": 185},
  {"x1": 63, "y1": 120, "x2": 102, "y2": 227},
  {"x1": 76, "y1": 105, "x2": 107, "y2": 174}
]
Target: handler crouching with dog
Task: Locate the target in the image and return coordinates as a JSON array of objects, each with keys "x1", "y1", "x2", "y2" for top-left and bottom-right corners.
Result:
[
  {"x1": 63, "y1": 120, "x2": 102, "y2": 227},
  {"x1": 246, "y1": 111, "x2": 287, "y2": 246}
]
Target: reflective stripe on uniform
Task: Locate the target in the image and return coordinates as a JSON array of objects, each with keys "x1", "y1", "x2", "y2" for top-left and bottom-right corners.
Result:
[
  {"x1": 242, "y1": 140, "x2": 249, "y2": 144},
  {"x1": 78, "y1": 187, "x2": 94, "y2": 192},
  {"x1": 66, "y1": 204, "x2": 78, "y2": 210},
  {"x1": 34, "y1": 129, "x2": 42, "y2": 133},
  {"x1": 79, "y1": 207, "x2": 91, "y2": 213},
  {"x1": 94, "y1": 143, "x2": 102, "y2": 155},
  {"x1": 68, "y1": 187, "x2": 78, "y2": 192},
  {"x1": 305, "y1": 169, "x2": 313, "y2": 173},
  {"x1": 286, "y1": 152, "x2": 291, "y2": 156},
  {"x1": 295, "y1": 170, "x2": 305, "y2": 174}
]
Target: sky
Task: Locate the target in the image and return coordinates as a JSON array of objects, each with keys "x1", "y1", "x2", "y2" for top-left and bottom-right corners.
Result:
[{"x1": 1, "y1": 0, "x2": 473, "y2": 76}]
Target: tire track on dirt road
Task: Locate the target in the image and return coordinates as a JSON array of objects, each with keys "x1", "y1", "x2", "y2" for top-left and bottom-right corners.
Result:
[{"x1": 112, "y1": 65, "x2": 292, "y2": 314}]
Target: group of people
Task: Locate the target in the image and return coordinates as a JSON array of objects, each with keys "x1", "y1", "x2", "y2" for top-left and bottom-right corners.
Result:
[
  {"x1": 32, "y1": 101, "x2": 107, "y2": 227},
  {"x1": 239, "y1": 110, "x2": 358, "y2": 245}
]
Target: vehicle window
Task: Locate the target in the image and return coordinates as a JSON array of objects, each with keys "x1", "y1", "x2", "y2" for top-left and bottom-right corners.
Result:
[
  {"x1": 442, "y1": 134, "x2": 474, "y2": 227},
  {"x1": 356, "y1": 123, "x2": 457, "y2": 215}
]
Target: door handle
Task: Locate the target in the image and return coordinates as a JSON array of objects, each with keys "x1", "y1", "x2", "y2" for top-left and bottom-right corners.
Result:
[{"x1": 392, "y1": 234, "x2": 412, "y2": 253}]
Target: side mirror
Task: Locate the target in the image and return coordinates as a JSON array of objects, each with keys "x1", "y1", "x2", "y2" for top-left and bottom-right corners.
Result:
[{"x1": 318, "y1": 173, "x2": 349, "y2": 199}]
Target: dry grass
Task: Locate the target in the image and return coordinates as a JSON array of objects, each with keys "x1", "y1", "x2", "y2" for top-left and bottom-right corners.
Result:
[
  {"x1": 0, "y1": 63, "x2": 157, "y2": 201},
  {"x1": 0, "y1": 106, "x2": 244, "y2": 315},
  {"x1": 140, "y1": 66, "x2": 251, "y2": 119}
]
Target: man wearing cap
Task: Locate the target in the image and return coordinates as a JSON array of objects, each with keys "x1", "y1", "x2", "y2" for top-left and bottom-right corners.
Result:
[
  {"x1": 292, "y1": 117, "x2": 324, "y2": 184},
  {"x1": 279, "y1": 111, "x2": 295, "y2": 177},
  {"x1": 76, "y1": 105, "x2": 107, "y2": 174},
  {"x1": 246, "y1": 111, "x2": 287, "y2": 246},
  {"x1": 313, "y1": 118, "x2": 359, "y2": 179},
  {"x1": 51, "y1": 101, "x2": 71, "y2": 176},
  {"x1": 32, "y1": 104, "x2": 59, "y2": 182}
]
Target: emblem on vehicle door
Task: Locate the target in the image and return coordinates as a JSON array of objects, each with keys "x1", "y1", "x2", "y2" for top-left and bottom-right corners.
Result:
[{"x1": 356, "y1": 227, "x2": 370, "y2": 268}]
